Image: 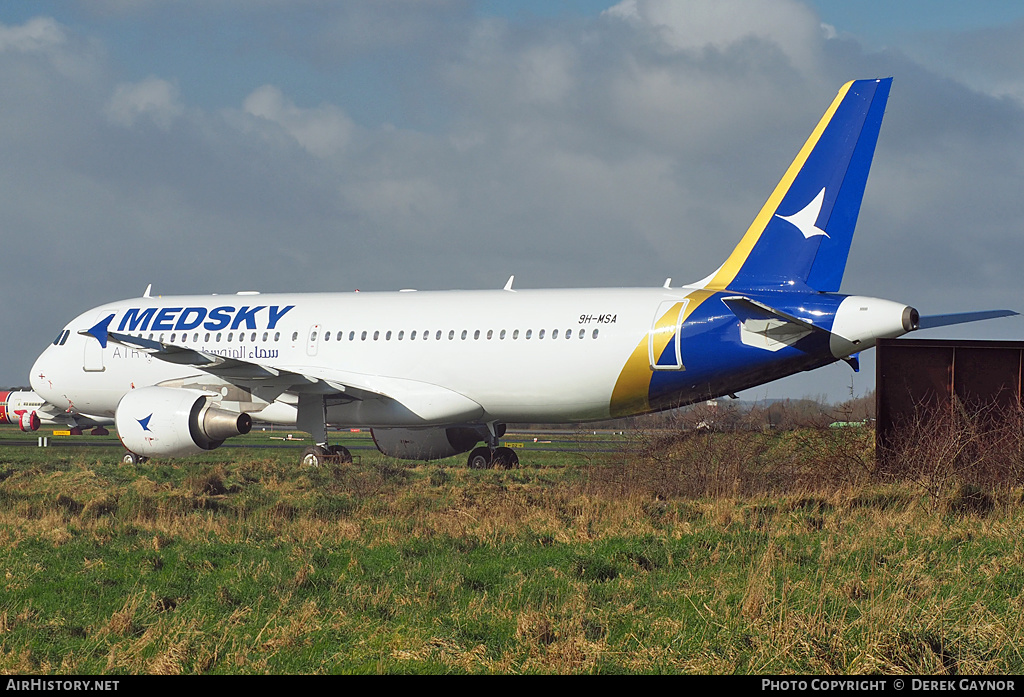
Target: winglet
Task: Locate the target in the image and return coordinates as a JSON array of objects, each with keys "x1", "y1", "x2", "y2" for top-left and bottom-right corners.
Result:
[{"x1": 80, "y1": 314, "x2": 115, "y2": 349}]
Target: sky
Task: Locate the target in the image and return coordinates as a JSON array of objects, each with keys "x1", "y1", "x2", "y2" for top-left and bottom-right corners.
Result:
[{"x1": 3, "y1": 0, "x2": 1024, "y2": 404}]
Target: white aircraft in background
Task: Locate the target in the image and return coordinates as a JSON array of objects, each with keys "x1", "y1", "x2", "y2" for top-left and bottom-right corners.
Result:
[
  {"x1": 0, "y1": 389, "x2": 111, "y2": 434},
  {"x1": 28, "y1": 79, "x2": 1016, "y2": 467}
]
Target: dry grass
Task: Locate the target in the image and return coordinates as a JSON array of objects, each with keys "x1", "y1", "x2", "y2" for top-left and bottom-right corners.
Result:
[{"x1": 3, "y1": 410, "x2": 1024, "y2": 673}]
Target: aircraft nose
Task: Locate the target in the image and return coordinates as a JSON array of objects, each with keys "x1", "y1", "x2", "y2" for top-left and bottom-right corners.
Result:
[{"x1": 30, "y1": 348, "x2": 55, "y2": 398}]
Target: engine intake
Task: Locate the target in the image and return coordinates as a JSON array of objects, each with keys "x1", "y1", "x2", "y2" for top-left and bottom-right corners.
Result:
[
  {"x1": 116, "y1": 386, "x2": 251, "y2": 458},
  {"x1": 19, "y1": 411, "x2": 40, "y2": 432}
]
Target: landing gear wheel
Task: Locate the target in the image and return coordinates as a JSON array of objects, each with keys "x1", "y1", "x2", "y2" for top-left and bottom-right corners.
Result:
[
  {"x1": 121, "y1": 451, "x2": 143, "y2": 465},
  {"x1": 328, "y1": 445, "x2": 353, "y2": 463},
  {"x1": 467, "y1": 446, "x2": 492, "y2": 470},
  {"x1": 91, "y1": 427, "x2": 110, "y2": 436},
  {"x1": 301, "y1": 445, "x2": 329, "y2": 468},
  {"x1": 492, "y1": 447, "x2": 519, "y2": 469},
  {"x1": 69, "y1": 427, "x2": 83, "y2": 436}
]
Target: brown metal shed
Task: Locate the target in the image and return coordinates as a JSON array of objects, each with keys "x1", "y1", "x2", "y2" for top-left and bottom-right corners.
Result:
[{"x1": 875, "y1": 338, "x2": 1024, "y2": 452}]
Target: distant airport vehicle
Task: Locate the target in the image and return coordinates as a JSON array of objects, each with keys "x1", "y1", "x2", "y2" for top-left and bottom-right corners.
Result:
[
  {"x1": 28, "y1": 79, "x2": 1015, "y2": 467},
  {"x1": 0, "y1": 389, "x2": 111, "y2": 434}
]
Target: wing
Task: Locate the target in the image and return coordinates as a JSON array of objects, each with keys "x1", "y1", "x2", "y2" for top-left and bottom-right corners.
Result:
[{"x1": 104, "y1": 330, "x2": 483, "y2": 423}]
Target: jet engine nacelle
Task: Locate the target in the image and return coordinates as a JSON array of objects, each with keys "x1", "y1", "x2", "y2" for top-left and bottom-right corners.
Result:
[
  {"x1": 19, "y1": 411, "x2": 40, "y2": 432},
  {"x1": 116, "y1": 386, "x2": 252, "y2": 458},
  {"x1": 370, "y1": 425, "x2": 502, "y2": 460}
]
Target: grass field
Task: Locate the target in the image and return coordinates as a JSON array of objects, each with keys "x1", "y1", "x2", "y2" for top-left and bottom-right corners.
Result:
[{"x1": 1, "y1": 422, "x2": 1023, "y2": 674}]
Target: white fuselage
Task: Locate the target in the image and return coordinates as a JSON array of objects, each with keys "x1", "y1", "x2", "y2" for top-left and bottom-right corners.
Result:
[
  {"x1": 33, "y1": 287, "x2": 678, "y2": 426},
  {"x1": 30, "y1": 285, "x2": 913, "y2": 433}
]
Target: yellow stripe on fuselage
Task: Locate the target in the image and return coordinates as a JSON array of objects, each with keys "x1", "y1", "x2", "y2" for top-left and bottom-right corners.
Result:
[
  {"x1": 704, "y1": 81, "x2": 854, "y2": 291},
  {"x1": 609, "y1": 289, "x2": 716, "y2": 418}
]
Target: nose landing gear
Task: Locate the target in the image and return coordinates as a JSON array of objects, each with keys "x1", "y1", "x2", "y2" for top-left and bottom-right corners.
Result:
[{"x1": 301, "y1": 444, "x2": 353, "y2": 467}]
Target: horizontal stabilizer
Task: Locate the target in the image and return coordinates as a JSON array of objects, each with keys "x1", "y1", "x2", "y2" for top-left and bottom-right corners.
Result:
[
  {"x1": 918, "y1": 309, "x2": 1018, "y2": 330},
  {"x1": 722, "y1": 296, "x2": 829, "y2": 352}
]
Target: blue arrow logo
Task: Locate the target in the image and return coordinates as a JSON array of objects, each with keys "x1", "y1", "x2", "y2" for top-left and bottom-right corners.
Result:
[{"x1": 85, "y1": 314, "x2": 115, "y2": 349}]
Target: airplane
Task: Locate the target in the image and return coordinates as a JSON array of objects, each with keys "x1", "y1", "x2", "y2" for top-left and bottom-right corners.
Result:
[
  {"x1": 28, "y1": 78, "x2": 1016, "y2": 468},
  {"x1": 0, "y1": 389, "x2": 112, "y2": 434}
]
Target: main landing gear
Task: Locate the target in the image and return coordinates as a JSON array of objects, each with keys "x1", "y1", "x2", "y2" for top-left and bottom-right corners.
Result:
[
  {"x1": 466, "y1": 445, "x2": 519, "y2": 469},
  {"x1": 466, "y1": 423, "x2": 519, "y2": 469}
]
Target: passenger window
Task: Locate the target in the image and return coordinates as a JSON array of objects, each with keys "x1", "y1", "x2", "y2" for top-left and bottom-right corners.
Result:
[
  {"x1": 386, "y1": 331, "x2": 392, "y2": 341},
  {"x1": 361, "y1": 331, "x2": 367, "y2": 341},
  {"x1": 275, "y1": 332, "x2": 280, "y2": 341},
  {"x1": 348, "y1": 331, "x2": 354, "y2": 341},
  {"x1": 411, "y1": 330, "x2": 417, "y2": 340},
  {"x1": 473, "y1": 330, "x2": 480, "y2": 340},
  {"x1": 217, "y1": 333, "x2": 223, "y2": 342},
  {"x1": 565, "y1": 329, "x2": 571, "y2": 339},
  {"x1": 398, "y1": 330, "x2": 404, "y2": 340},
  {"x1": 461, "y1": 330, "x2": 467, "y2": 340},
  {"x1": 205, "y1": 332, "x2": 211, "y2": 342},
  {"x1": 500, "y1": 329, "x2": 506, "y2": 340},
  {"x1": 309, "y1": 331, "x2": 316, "y2": 342},
  {"x1": 487, "y1": 329, "x2": 493, "y2": 340},
  {"x1": 170, "y1": 333, "x2": 176, "y2": 342},
  {"x1": 593, "y1": 329, "x2": 599, "y2": 339},
  {"x1": 579, "y1": 329, "x2": 585, "y2": 339},
  {"x1": 448, "y1": 330, "x2": 455, "y2": 340},
  {"x1": 251, "y1": 332, "x2": 256, "y2": 342},
  {"x1": 292, "y1": 332, "x2": 299, "y2": 341},
  {"x1": 373, "y1": 331, "x2": 379, "y2": 340},
  {"x1": 513, "y1": 330, "x2": 519, "y2": 339},
  {"x1": 436, "y1": 330, "x2": 442, "y2": 340},
  {"x1": 525, "y1": 329, "x2": 532, "y2": 339},
  {"x1": 325, "y1": 331, "x2": 331, "y2": 342}
]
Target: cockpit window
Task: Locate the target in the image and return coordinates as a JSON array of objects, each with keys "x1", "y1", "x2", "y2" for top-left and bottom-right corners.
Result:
[{"x1": 52, "y1": 329, "x2": 70, "y2": 346}]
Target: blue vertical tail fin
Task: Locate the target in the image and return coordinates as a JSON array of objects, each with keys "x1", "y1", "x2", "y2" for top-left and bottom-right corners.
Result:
[{"x1": 704, "y1": 78, "x2": 892, "y2": 293}]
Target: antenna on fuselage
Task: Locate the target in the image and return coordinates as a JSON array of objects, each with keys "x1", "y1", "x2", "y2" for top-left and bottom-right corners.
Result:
[
  {"x1": 143, "y1": 284, "x2": 152, "y2": 298},
  {"x1": 503, "y1": 275, "x2": 515, "y2": 291}
]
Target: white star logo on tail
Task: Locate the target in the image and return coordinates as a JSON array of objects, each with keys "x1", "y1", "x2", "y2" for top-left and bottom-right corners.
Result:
[{"x1": 777, "y1": 187, "x2": 829, "y2": 238}]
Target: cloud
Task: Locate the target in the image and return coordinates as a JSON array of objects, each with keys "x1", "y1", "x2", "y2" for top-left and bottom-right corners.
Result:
[
  {"x1": 605, "y1": 0, "x2": 826, "y2": 74},
  {"x1": 242, "y1": 85, "x2": 354, "y2": 158},
  {"x1": 2, "y1": 4, "x2": 1024, "y2": 402},
  {"x1": 0, "y1": 16, "x2": 65, "y2": 52},
  {"x1": 107, "y1": 76, "x2": 184, "y2": 129}
]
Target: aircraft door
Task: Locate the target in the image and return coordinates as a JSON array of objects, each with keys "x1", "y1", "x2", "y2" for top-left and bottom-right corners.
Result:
[
  {"x1": 648, "y1": 300, "x2": 688, "y2": 371},
  {"x1": 83, "y1": 314, "x2": 106, "y2": 372}
]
